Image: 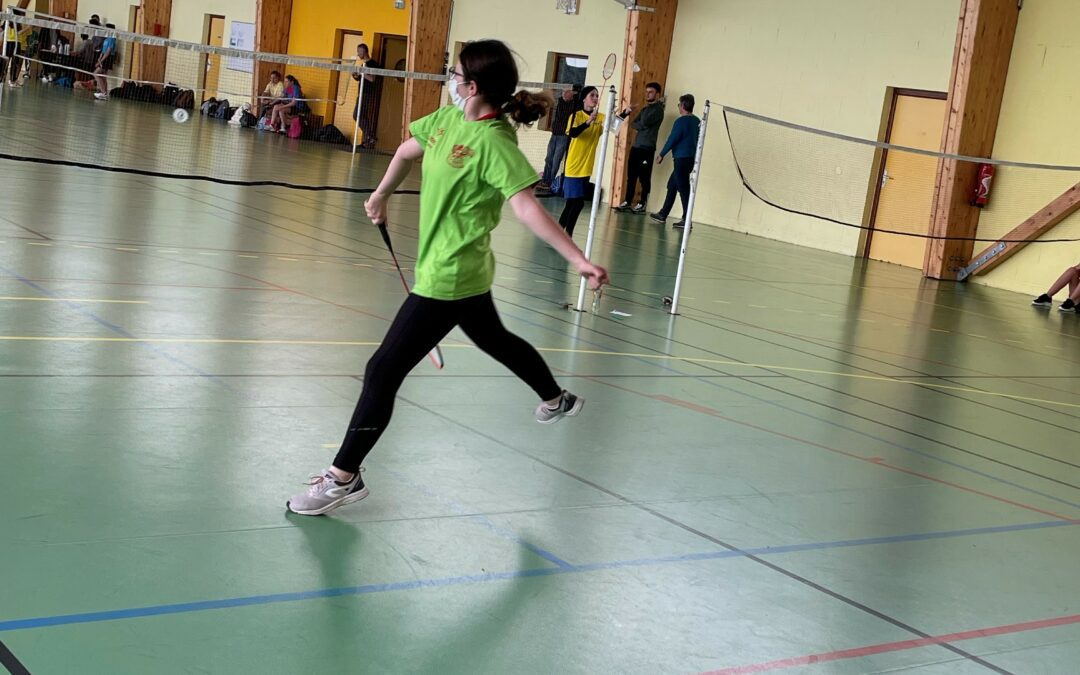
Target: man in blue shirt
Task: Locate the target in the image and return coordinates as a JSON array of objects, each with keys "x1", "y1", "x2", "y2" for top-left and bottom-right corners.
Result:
[
  {"x1": 650, "y1": 94, "x2": 700, "y2": 228},
  {"x1": 92, "y1": 24, "x2": 117, "y2": 101}
]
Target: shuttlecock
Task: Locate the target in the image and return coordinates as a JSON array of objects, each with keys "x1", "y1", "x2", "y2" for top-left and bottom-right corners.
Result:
[{"x1": 172, "y1": 108, "x2": 190, "y2": 124}]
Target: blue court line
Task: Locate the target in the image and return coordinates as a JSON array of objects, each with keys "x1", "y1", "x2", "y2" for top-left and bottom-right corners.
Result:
[
  {"x1": 379, "y1": 464, "x2": 574, "y2": 570},
  {"x1": 494, "y1": 302, "x2": 1080, "y2": 513},
  {"x1": 0, "y1": 263, "x2": 235, "y2": 392},
  {"x1": 1, "y1": 519, "x2": 1071, "y2": 634}
]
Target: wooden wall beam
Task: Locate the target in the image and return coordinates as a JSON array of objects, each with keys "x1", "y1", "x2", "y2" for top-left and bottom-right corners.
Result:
[
  {"x1": 137, "y1": 0, "x2": 171, "y2": 87},
  {"x1": 611, "y1": 0, "x2": 679, "y2": 206},
  {"x1": 964, "y1": 181, "x2": 1080, "y2": 278},
  {"x1": 403, "y1": 0, "x2": 452, "y2": 139},
  {"x1": 924, "y1": 0, "x2": 1019, "y2": 279},
  {"x1": 253, "y1": 0, "x2": 292, "y2": 105}
]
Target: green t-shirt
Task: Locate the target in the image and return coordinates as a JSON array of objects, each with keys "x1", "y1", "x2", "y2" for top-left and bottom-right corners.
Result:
[{"x1": 407, "y1": 105, "x2": 540, "y2": 300}]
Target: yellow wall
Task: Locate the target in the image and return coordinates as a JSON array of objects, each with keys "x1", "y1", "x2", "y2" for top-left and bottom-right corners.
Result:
[
  {"x1": 164, "y1": 1, "x2": 256, "y2": 104},
  {"x1": 286, "y1": 0, "x2": 411, "y2": 119},
  {"x1": 974, "y1": 0, "x2": 1080, "y2": 296},
  {"x1": 447, "y1": 0, "x2": 627, "y2": 181},
  {"x1": 664, "y1": 0, "x2": 959, "y2": 255}
]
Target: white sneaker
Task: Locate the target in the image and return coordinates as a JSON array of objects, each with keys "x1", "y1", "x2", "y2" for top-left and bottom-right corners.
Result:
[
  {"x1": 287, "y1": 468, "x2": 369, "y2": 516},
  {"x1": 93, "y1": 92, "x2": 108, "y2": 100},
  {"x1": 534, "y1": 390, "x2": 585, "y2": 424}
]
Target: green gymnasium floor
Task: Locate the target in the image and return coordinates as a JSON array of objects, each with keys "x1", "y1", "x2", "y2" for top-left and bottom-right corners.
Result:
[{"x1": 2, "y1": 86, "x2": 1080, "y2": 675}]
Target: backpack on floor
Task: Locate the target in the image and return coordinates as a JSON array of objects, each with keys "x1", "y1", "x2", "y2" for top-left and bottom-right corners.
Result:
[
  {"x1": 314, "y1": 125, "x2": 348, "y2": 144},
  {"x1": 174, "y1": 89, "x2": 195, "y2": 110},
  {"x1": 288, "y1": 116, "x2": 303, "y2": 139}
]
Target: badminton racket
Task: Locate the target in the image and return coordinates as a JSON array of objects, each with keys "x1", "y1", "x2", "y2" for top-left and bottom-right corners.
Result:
[
  {"x1": 600, "y1": 52, "x2": 617, "y2": 92},
  {"x1": 377, "y1": 222, "x2": 446, "y2": 370}
]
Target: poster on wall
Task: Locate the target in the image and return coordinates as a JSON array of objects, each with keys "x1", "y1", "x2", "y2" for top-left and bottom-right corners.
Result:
[{"x1": 227, "y1": 21, "x2": 255, "y2": 73}]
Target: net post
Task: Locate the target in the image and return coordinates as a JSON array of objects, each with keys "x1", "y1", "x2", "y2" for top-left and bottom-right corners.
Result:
[
  {"x1": 352, "y1": 68, "x2": 364, "y2": 156},
  {"x1": 669, "y1": 100, "x2": 711, "y2": 316},
  {"x1": 575, "y1": 84, "x2": 618, "y2": 312}
]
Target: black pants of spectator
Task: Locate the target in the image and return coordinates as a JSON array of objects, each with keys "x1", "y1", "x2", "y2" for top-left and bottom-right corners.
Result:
[
  {"x1": 332, "y1": 292, "x2": 562, "y2": 473},
  {"x1": 353, "y1": 98, "x2": 379, "y2": 148},
  {"x1": 2, "y1": 43, "x2": 17, "y2": 84},
  {"x1": 624, "y1": 145, "x2": 655, "y2": 205},
  {"x1": 658, "y1": 157, "x2": 694, "y2": 219},
  {"x1": 559, "y1": 197, "x2": 587, "y2": 237}
]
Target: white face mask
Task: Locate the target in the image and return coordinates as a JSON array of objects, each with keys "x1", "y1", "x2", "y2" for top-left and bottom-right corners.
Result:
[{"x1": 447, "y1": 75, "x2": 472, "y2": 112}]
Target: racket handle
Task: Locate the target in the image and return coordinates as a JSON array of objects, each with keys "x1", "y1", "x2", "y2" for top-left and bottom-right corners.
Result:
[{"x1": 377, "y1": 222, "x2": 393, "y2": 253}]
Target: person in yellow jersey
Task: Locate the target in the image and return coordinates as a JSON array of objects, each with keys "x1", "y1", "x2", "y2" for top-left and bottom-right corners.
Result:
[
  {"x1": 557, "y1": 86, "x2": 603, "y2": 237},
  {"x1": 287, "y1": 39, "x2": 610, "y2": 516}
]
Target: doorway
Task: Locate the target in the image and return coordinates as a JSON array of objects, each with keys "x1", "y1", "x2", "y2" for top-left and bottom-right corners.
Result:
[
  {"x1": 374, "y1": 34, "x2": 407, "y2": 153},
  {"x1": 330, "y1": 30, "x2": 365, "y2": 139},
  {"x1": 865, "y1": 90, "x2": 948, "y2": 268},
  {"x1": 201, "y1": 14, "x2": 225, "y2": 103}
]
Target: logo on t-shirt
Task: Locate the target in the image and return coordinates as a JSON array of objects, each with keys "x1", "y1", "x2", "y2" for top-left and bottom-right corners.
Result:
[
  {"x1": 427, "y1": 128, "x2": 446, "y2": 148},
  {"x1": 447, "y1": 144, "x2": 475, "y2": 168}
]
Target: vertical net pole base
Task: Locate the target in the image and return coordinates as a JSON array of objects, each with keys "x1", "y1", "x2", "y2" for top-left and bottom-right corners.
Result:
[{"x1": 669, "y1": 100, "x2": 711, "y2": 316}]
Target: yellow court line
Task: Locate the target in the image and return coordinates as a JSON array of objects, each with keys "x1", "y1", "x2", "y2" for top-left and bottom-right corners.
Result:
[
  {"x1": 0, "y1": 297, "x2": 149, "y2": 304},
  {"x1": 0, "y1": 336, "x2": 1074, "y2": 410}
]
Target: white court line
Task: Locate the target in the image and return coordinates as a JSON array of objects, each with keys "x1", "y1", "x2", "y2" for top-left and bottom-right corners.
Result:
[
  {"x1": 26, "y1": 242, "x2": 51, "y2": 247},
  {"x1": 0, "y1": 296, "x2": 148, "y2": 304},
  {"x1": 237, "y1": 254, "x2": 259, "y2": 259},
  {"x1": 197, "y1": 252, "x2": 218, "y2": 256},
  {"x1": 158, "y1": 249, "x2": 180, "y2": 253},
  {"x1": 114, "y1": 247, "x2": 140, "y2": 252},
  {"x1": 277, "y1": 257, "x2": 299, "y2": 262}
]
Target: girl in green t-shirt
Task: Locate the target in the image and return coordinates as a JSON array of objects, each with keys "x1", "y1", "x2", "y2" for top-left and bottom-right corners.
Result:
[{"x1": 288, "y1": 39, "x2": 610, "y2": 516}]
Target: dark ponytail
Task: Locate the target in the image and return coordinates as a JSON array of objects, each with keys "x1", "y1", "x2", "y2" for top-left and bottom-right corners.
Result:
[
  {"x1": 459, "y1": 39, "x2": 550, "y2": 127},
  {"x1": 502, "y1": 90, "x2": 551, "y2": 127}
]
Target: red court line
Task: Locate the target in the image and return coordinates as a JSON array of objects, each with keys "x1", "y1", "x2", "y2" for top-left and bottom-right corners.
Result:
[
  {"x1": 702, "y1": 613, "x2": 1080, "y2": 674},
  {"x1": 652, "y1": 394, "x2": 1075, "y2": 522}
]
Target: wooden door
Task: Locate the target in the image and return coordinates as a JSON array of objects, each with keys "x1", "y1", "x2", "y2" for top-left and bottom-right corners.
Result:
[{"x1": 866, "y1": 93, "x2": 947, "y2": 268}]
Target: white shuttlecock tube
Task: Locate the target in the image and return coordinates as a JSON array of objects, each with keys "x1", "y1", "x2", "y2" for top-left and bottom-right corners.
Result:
[{"x1": 352, "y1": 70, "x2": 365, "y2": 156}]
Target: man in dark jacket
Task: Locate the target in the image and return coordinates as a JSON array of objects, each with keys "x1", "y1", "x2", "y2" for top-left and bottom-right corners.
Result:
[
  {"x1": 615, "y1": 81, "x2": 664, "y2": 214},
  {"x1": 651, "y1": 93, "x2": 700, "y2": 229},
  {"x1": 537, "y1": 84, "x2": 579, "y2": 193}
]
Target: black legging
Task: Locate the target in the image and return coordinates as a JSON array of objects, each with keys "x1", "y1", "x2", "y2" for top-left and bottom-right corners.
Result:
[
  {"x1": 559, "y1": 197, "x2": 586, "y2": 237},
  {"x1": 333, "y1": 292, "x2": 562, "y2": 472}
]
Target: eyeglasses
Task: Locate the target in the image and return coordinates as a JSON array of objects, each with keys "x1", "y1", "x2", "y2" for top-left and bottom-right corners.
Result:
[{"x1": 446, "y1": 67, "x2": 465, "y2": 81}]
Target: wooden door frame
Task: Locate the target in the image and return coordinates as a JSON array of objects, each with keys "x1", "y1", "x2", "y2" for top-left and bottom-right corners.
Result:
[
  {"x1": 200, "y1": 13, "x2": 225, "y2": 102},
  {"x1": 862, "y1": 87, "x2": 948, "y2": 258},
  {"x1": 327, "y1": 28, "x2": 364, "y2": 128}
]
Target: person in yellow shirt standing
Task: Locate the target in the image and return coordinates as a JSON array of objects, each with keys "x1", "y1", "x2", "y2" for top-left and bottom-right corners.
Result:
[
  {"x1": 2, "y1": 8, "x2": 27, "y2": 87},
  {"x1": 557, "y1": 86, "x2": 603, "y2": 237}
]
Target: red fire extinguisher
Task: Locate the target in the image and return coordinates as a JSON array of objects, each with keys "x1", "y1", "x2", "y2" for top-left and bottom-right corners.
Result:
[{"x1": 972, "y1": 163, "x2": 995, "y2": 207}]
